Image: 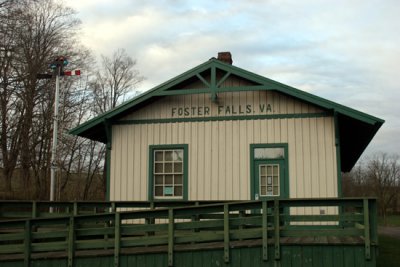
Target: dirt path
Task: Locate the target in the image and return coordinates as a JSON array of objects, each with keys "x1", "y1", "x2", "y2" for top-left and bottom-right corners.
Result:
[{"x1": 378, "y1": 226, "x2": 400, "y2": 239}]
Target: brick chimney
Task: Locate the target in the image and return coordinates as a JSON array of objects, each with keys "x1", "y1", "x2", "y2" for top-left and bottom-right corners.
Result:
[{"x1": 217, "y1": 52, "x2": 233, "y2": 65}]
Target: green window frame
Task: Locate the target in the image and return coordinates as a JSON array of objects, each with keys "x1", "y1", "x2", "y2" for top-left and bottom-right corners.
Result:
[{"x1": 148, "y1": 144, "x2": 188, "y2": 201}]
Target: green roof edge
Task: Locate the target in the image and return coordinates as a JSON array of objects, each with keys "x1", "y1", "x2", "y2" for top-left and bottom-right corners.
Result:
[{"x1": 69, "y1": 58, "x2": 384, "y2": 137}]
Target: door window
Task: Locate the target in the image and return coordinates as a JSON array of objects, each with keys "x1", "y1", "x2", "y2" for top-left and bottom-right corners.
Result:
[{"x1": 259, "y1": 164, "x2": 280, "y2": 197}]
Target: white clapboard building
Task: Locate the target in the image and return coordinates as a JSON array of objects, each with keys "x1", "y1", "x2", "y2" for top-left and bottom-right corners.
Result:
[{"x1": 70, "y1": 52, "x2": 383, "y2": 202}]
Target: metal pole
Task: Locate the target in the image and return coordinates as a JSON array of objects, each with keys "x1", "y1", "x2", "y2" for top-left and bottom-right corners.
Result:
[{"x1": 50, "y1": 66, "x2": 60, "y2": 207}]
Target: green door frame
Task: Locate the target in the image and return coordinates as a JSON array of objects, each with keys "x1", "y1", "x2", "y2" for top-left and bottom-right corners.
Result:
[{"x1": 250, "y1": 143, "x2": 289, "y2": 200}]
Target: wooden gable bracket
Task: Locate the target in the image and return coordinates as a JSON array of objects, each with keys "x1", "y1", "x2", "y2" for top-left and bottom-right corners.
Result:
[
  {"x1": 210, "y1": 65, "x2": 218, "y2": 102},
  {"x1": 154, "y1": 60, "x2": 268, "y2": 99},
  {"x1": 196, "y1": 65, "x2": 234, "y2": 103}
]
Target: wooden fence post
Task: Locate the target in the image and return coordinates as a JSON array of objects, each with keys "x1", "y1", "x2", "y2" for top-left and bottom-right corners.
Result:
[
  {"x1": 168, "y1": 208, "x2": 174, "y2": 266},
  {"x1": 363, "y1": 198, "x2": 371, "y2": 260},
  {"x1": 68, "y1": 216, "x2": 75, "y2": 267},
  {"x1": 31, "y1": 202, "x2": 37, "y2": 219},
  {"x1": 262, "y1": 200, "x2": 268, "y2": 261},
  {"x1": 24, "y1": 220, "x2": 31, "y2": 267},
  {"x1": 274, "y1": 199, "x2": 280, "y2": 260},
  {"x1": 224, "y1": 204, "x2": 230, "y2": 263},
  {"x1": 114, "y1": 213, "x2": 120, "y2": 267}
]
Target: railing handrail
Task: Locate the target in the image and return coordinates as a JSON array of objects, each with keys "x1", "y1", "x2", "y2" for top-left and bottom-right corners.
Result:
[
  {"x1": 0, "y1": 197, "x2": 377, "y2": 219},
  {"x1": 0, "y1": 200, "x2": 232, "y2": 220}
]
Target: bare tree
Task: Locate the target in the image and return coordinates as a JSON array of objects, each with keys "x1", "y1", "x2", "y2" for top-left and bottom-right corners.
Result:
[
  {"x1": 0, "y1": 1, "x2": 144, "y2": 201},
  {"x1": 12, "y1": 0, "x2": 80, "y2": 198},
  {"x1": 343, "y1": 163, "x2": 367, "y2": 197},
  {"x1": 89, "y1": 48, "x2": 144, "y2": 115},
  {"x1": 0, "y1": 0, "x2": 24, "y2": 192},
  {"x1": 0, "y1": 0, "x2": 82, "y2": 198},
  {"x1": 88, "y1": 49, "x2": 144, "y2": 197},
  {"x1": 57, "y1": 68, "x2": 107, "y2": 200},
  {"x1": 366, "y1": 153, "x2": 400, "y2": 222}
]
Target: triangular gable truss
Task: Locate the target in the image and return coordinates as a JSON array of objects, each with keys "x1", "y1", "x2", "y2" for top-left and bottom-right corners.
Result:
[{"x1": 157, "y1": 60, "x2": 265, "y2": 102}]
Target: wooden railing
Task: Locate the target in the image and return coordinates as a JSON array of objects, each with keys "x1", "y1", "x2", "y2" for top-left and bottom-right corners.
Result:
[
  {"x1": 0, "y1": 200, "x2": 227, "y2": 220},
  {"x1": 0, "y1": 198, "x2": 377, "y2": 267}
]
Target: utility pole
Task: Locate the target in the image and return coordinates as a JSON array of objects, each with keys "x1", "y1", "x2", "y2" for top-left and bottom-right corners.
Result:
[
  {"x1": 37, "y1": 57, "x2": 80, "y2": 209},
  {"x1": 49, "y1": 56, "x2": 67, "y2": 207}
]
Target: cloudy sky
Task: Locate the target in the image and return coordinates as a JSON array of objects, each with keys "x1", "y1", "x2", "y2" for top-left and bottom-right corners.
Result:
[{"x1": 67, "y1": 0, "x2": 399, "y2": 157}]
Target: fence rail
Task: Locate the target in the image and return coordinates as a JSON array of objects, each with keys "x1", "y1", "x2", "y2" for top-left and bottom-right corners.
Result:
[
  {"x1": 0, "y1": 198, "x2": 377, "y2": 267},
  {"x1": 0, "y1": 200, "x2": 227, "y2": 220}
]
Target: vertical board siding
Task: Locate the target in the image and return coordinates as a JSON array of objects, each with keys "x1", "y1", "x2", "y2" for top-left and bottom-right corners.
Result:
[
  {"x1": 110, "y1": 115, "x2": 337, "y2": 201},
  {"x1": 121, "y1": 90, "x2": 324, "y2": 121}
]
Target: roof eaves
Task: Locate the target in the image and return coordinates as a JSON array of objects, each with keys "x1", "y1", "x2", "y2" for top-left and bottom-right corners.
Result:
[
  {"x1": 69, "y1": 59, "x2": 217, "y2": 136},
  {"x1": 215, "y1": 60, "x2": 384, "y2": 126}
]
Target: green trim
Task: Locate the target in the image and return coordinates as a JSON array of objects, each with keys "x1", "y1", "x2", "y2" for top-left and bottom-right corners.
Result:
[
  {"x1": 106, "y1": 147, "x2": 111, "y2": 201},
  {"x1": 334, "y1": 112, "x2": 342, "y2": 198},
  {"x1": 69, "y1": 58, "x2": 383, "y2": 138},
  {"x1": 249, "y1": 143, "x2": 289, "y2": 200},
  {"x1": 105, "y1": 122, "x2": 112, "y2": 201},
  {"x1": 103, "y1": 120, "x2": 112, "y2": 150},
  {"x1": 210, "y1": 65, "x2": 217, "y2": 102},
  {"x1": 155, "y1": 88, "x2": 210, "y2": 96},
  {"x1": 115, "y1": 112, "x2": 330, "y2": 125},
  {"x1": 155, "y1": 85, "x2": 277, "y2": 96},
  {"x1": 148, "y1": 144, "x2": 189, "y2": 201}
]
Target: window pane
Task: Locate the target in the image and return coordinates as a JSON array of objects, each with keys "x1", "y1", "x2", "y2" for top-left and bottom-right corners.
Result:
[
  {"x1": 174, "y1": 186, "x2": 183, "y2": 196},
  {"x1": 174, "y1": 162, "x2": 183, "y2": 173},
  {"x1": 155, "y1": 151, "x2": 163, "y2": 161},
  {"x1": 261, "y1": 186, "x2": 266, "y2": 196},
  {"x1": 164, "y1": 163, "x2": 173, "y2": 173},
  {"x1": 254, "y1": 148, "x2": 284, "y2": 159},
  {"x1": 155, "y1": 186, "x2": 163, "y2": 196},
  {"x1": 165, "y1": 175, "x2": 173, "y2": 185},
  {"x1": 260, "y1": 166, "x2": 266, "y2": 175},
  {"x1": 267, "y1": 186, "x2": 273, "y2": 195},
  {"x1": 165, "y1": 151, "x2": 173, "y2": 161},
  {"x1": 175, "y1": 175, "x2": 183, "y2": 184},
  {"x1": 164, "y1": 186, "x2": 173, "y2": 196},
  {"x1": 273, "y1": 166, "x2": 279, "y2": 176},
  {"x1": 273, "y1": 186, "x2": 279, "y2": 196},
  {"x1": 260, "y1": 176, "x2": 266, "y2": 186},
  {"x1": 174, "y1": 150, "x2": 183, "y2": 161},
  {"x1": 267, "y1": 166, "x2": 272, "y2": 176},
  {"x1": 267, "y1": 176, "x2": 272, "y2": 185},
  {"x1": 273, "y1": 176, "x2": 278, "y2": 186},
  {"x1": 155, "y1": 175, "x2": 163, "y2": 185},
  {"x1": 154, "y1": 163, "x2": 163, "y2": 173}
]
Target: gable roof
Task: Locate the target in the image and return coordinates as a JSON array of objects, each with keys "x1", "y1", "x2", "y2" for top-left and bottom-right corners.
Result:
[{"x1": 69, "y1": 58, "x2": 384, "y2": 172}]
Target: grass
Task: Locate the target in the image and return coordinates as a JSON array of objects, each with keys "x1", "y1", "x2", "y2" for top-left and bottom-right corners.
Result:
[
  {"x1": 377, "y1": 215, "x2": 400, "y2": 267},
  {"x1": 377, "y1": 234, "x2": 400, "y2": 267},
  {"x1": 378, "y1": 215, "x2": 400, "y2": 227}
]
